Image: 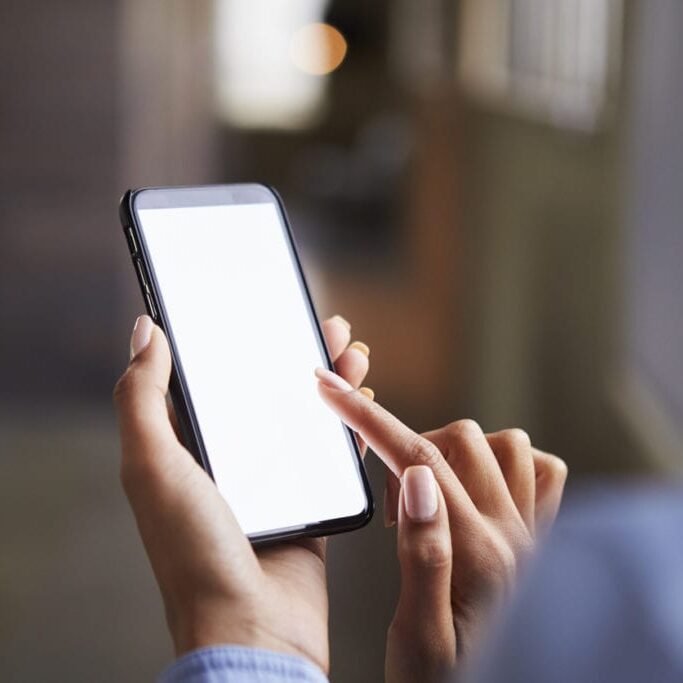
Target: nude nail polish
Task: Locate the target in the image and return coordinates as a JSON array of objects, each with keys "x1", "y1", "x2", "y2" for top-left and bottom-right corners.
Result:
[
  {"x1": 359, "y1": 387, "x2": 375, "y2": 401},
  {"x1": 403, "y1": 466, "x2": 438, "y2": 522},
  {"x1": 130, "y1": 315, "x2": 153, "y2": 360},
  {"x1": 349, "y1": 341, "x2": 370, "y2": 357}
]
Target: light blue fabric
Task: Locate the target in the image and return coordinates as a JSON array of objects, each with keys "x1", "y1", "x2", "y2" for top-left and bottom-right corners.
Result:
[
  {"x1": 468, "y1": 485, "x2": 683, "y2": 683},
  {"x1": 158, "y1": 646, "x2": 328, "y2": 683}
]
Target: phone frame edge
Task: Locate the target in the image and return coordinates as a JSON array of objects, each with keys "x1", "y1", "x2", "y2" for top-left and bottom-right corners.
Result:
[{"x1": 118, "y1": 185, "x2": 375, "y2": 546}]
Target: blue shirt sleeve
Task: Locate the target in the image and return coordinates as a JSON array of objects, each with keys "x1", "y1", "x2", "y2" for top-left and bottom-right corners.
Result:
[
  {"x1": 467, "y1": 485, "x2": 683, "y2": 683},
  {"x1": 158, "y1": 646, "x2": 329, "y2": 683}
]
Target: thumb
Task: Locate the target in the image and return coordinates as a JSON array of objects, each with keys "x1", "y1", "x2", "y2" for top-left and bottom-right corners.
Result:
[
  {"x1": 113, "y1": 315, "x2": 181, "y2": 486},
  {"x1": 387, "y1": 466, "x2": 455, "y2": 683},
  {"x1": 113, "y1": 316, "x2": 259, "y2": 625}
]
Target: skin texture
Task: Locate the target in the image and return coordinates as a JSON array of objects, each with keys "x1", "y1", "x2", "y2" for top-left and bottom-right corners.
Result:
[
  {"x1": 114, "y1": 314, "x2": 567, "y2": 681},
  {"x1": 316, "y1": 386, "x2": 568, "y2": 683},
  {"x1": 114, "y1": 315, "x2": 369, "y2": 674}
]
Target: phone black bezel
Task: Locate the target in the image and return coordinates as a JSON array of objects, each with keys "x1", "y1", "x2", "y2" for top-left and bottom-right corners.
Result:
[{"x1": 119, "y1": 183, "x2": 374, "y2": 545}]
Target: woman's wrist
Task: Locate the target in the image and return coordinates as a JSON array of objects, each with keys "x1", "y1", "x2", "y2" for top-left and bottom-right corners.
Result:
[{"x1": 171, "y1": 609, "x2": 327, "y2": 671}]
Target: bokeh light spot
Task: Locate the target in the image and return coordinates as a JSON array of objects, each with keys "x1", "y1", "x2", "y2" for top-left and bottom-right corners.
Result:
[{"x1": 289, "y1": 22, "x2": 347, "y2": 76}]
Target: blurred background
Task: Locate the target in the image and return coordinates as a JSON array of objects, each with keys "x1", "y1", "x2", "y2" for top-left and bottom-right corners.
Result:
[{"x1": 1, "y1": 0, "x2": 682, "y2": 680}]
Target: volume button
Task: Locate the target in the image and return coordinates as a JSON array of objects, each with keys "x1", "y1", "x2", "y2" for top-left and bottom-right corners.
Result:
[
  {"x1": 145, "y1": 290, "x2": 158, "y2": 320},
  {"x1": 134, "y1": 258, "x2": 150, "y2": 293},
  {"x1": 125, "y1": 227, "x2": 138, "y2": 254},
  {"x1": 133, "y1": 259, "x2": 158, "y2": 321}
]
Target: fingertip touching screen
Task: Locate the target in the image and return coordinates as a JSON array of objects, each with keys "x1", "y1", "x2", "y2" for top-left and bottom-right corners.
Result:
[{"x1": 136, "y1": 198, "x2": 368, "y2": 538}]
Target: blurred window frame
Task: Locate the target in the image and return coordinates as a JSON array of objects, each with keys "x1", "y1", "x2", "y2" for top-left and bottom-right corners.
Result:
[{"x1": 457, "y1": 0, "x2": 623, "y2": 132}]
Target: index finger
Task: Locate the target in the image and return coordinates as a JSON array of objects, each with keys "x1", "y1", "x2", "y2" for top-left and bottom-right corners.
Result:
[
  {"x1": 317, "y1": 383, "x2": 436, "y2": 477},
  {"x1": 316, "y1": 377, "x2": 479, "y2": 523}
]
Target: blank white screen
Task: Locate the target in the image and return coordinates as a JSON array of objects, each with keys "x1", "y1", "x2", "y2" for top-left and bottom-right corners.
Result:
[{"x1": 137, "y1": 203, "x2": 367, "y2": 536}]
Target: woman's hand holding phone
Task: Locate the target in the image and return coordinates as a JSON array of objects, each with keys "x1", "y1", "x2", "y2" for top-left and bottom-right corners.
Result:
[
  {"x1": 316, "y1": 378, "x2": 568, "y2": 683},
  {"x1": 115, "y1": 313, "x2": 567, "y2": 681},
  {"x1": 114, "y1": 314, "x2": 370, "y2": 675}
]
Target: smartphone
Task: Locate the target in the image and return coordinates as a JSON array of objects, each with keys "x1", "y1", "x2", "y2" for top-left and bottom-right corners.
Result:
[{"x1": 119, "y1": 184, "x2": 373, "y2": 544}]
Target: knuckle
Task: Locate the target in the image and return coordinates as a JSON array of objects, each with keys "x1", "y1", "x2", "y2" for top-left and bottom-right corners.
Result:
[
  {"x1": 510, "y1": 523, "x2": 535, "y2": 555},
  {"x1": 447, "y1": 418, "x2": 483, "y2": 443},
  {"x1": 405, "y1": 435, "x2": 442, "y2": 469},
  {"x1": 402, "y1": 535, "x2": 452, "y2": 570},
  {"x1": 474, "y1": 536, "x2": 518, "y2": 592},
  {"x1": 494, "y1": 542, "x2": 518, "y2": 582},
  {"x1": 503, "y1": 428, "x2": 531, "y2": 449},
  {"x1": 547, "y1": 454, "x2": 569, "y2": 482},
  {"x1": 113, "y1": 370, "x2": 138, "y2": 406},
  {"x1": 494, "y1": 429, "x2": 534, "y2": 470}
]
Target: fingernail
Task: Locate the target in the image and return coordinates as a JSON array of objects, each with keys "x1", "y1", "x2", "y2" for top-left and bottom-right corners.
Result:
[
  {"x1": 332, "y1": 314, "x2": 351, "y2": 331},
  {"x1": 349, "y1": 341, "x2": 370, "y2": 357},
  {"x1": 130, "y1": 315, "x2": 154, "y2": 360},
  {"x1": 359, "y1": 386, "x2": 375, "y2": 401},
  {"x1": 403, "y1": 466, "x2": 438, "y2": 522},
  {"x1": 383, "y1": 488, "x2": 395, "y2": 528},
  {"x1": 314, "y1": 367, "x2": 354, "y2": 392}
]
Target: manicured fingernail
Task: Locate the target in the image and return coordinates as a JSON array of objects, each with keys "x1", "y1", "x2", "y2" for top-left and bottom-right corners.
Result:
[
  {"x1": 359, "y1": 386, "x2": 375, "y2": 401},
  {"x1": 403, "y1": 466, "x2": 438, "y2": 522},
  {"x1": 332, "y1": 314, "x2": 351, "y2": 331},
  {"x1": 383, "y1": 488, "x2": 395, "y2": 528},
  {"x1": 130, "y1": 315, "x2": 154, "y2": 360},
  {"x1": 314, "y1": 367, "x2": 354, "y2": 392},
  {"x1": 349, "y1": 341, "x2": 370, "y2": 357}
]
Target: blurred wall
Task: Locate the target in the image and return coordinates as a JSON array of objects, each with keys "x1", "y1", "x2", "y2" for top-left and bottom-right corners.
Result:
[
  {"x1": 0, "y1": 1, "x2": 122, "y2": 403},
  {"x1": 457, "y1": 106, "x2": 629, "y2": 475},
  {"x1": 452, "y1": 1, "x2": 682, "y2": 481}
]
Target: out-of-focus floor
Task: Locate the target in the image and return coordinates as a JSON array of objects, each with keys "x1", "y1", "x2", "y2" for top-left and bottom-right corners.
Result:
[
  {"x1": 0, "y1": 407, "x2": 397, "y2": 682},
  {"x1": 0, "y1": 409, "x2": 170, "y2": 681}
]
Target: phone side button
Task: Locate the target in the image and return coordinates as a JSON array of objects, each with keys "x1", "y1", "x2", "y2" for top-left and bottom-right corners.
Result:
[
  {"x1": 125, "y1": 227, "x2": 138, "y2": 254},
  {"x1": 144, "y1": 290, "x2": 158, "y2": 320},
  {"x1": 134, "y1": 258, "x2": 150, "y2": 293}
]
